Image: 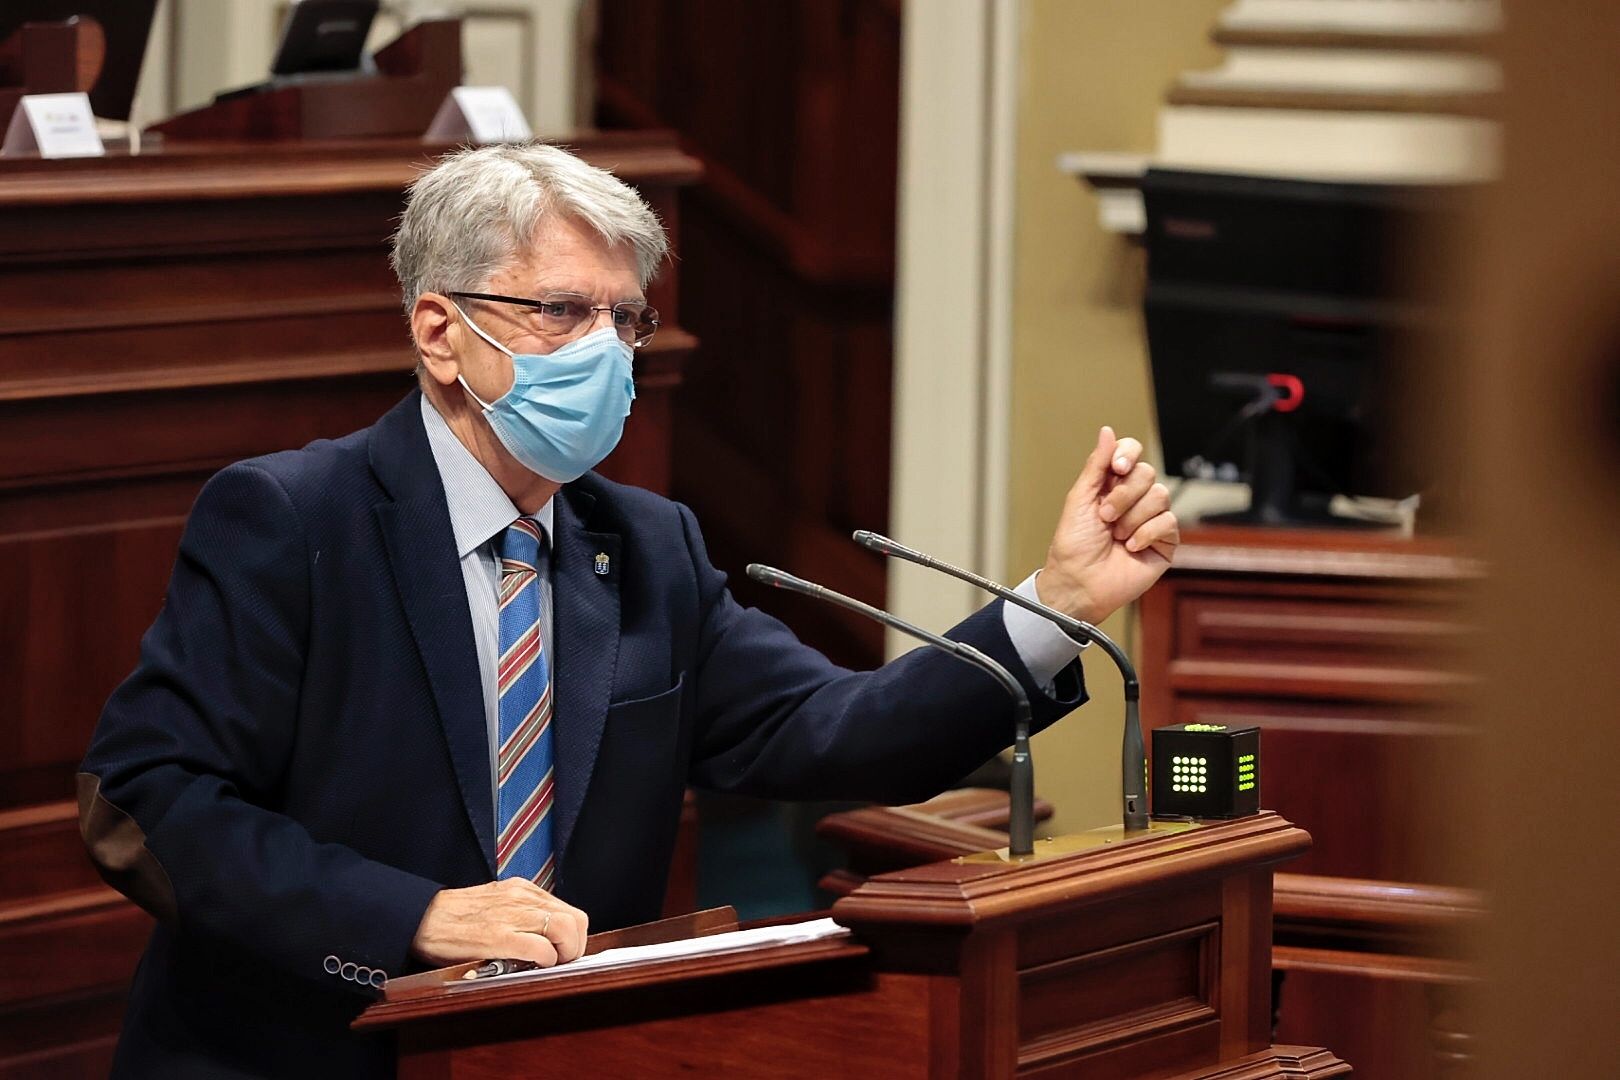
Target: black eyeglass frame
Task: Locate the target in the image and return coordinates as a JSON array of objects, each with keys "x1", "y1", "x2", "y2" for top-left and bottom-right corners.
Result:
[{"x1": 448, "y1": 290, "x2": 660, "y2": 348}]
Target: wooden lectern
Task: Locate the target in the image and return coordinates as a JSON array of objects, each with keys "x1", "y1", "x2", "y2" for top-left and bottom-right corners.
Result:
[
  {"x1": 150, "y1": 20, "x2": 461, "y2": 142},
  {"x1": 356, "y1": 813, "x2": 1348, "y2": 1078}
]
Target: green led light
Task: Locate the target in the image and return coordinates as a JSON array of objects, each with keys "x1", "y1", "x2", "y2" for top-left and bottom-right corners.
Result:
[
  {"x1": 1238, "y1": 754, "x2": 1255, "y2": 764},
  {"x1": 1238, "y1": 782, "x2": 1255, "y2": 792}
]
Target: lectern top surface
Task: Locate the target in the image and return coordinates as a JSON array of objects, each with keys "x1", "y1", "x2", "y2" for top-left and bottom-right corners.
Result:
[{"x1": 955, "y1": 818, "x2": 1206, "y2": 865}]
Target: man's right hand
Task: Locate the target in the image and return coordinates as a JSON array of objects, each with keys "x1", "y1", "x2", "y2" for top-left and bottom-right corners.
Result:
[{"x1": 410, "y1": 878, "x2": 589, "y2": 968}]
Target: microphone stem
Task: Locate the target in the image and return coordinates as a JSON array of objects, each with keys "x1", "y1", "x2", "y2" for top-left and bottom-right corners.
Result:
[
  {"x1": 1009, "y1": 701, "x2": 1034, "y2": 856},
  {"x1": 746, "y1": 564, "x2": 1039, "y2": 856},
  {"x1": 856, "y1": 531, "x2": 1151, "y2": 833},
  {"x1": 1123, "y1": 690, "x2": 1148, "y2": 831}
]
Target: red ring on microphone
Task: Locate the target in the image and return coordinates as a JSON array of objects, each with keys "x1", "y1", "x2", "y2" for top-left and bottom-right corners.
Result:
[{"x1": 1267, "y1": 373, "x2": 1305, "y2": 413}]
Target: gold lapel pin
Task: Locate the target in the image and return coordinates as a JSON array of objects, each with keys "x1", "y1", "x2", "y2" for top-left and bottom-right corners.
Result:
[{"x1": 593, "y1": 552, "x2": 610, "y2": 576}]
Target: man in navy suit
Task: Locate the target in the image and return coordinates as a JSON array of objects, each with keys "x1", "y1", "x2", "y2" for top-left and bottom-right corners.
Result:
[{"x1": 78, "y1": 144, "x2": 1179, "y2": 1078}]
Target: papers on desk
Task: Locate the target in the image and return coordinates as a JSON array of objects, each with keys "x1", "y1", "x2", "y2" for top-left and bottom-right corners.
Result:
[{"x1": 462, "y1": 917, "x2": 850, "y2": 988}]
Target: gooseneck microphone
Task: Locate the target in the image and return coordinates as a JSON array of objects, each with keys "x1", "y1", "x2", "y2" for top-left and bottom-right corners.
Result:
[
  {"x1": 746, "y1": 563, "x2": 1038, "y2": 857},
  {"x1": 853, "y1": 531, "x2": 1149, "y2": 833}
]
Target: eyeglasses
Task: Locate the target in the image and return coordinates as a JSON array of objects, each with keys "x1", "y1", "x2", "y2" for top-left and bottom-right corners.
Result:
[{"x1": 449, "y1": 291, "x2": 660, "y2": 349}]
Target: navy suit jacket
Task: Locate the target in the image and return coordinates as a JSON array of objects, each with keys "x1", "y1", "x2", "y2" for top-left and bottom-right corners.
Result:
[{"x1": 78, "y1": 391, "x2": 1086, "y2": 1078}]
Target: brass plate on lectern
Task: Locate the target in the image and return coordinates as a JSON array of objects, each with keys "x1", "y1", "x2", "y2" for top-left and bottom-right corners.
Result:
[{"x1": 955, "y1": 819, "x2": 1207, "y2": 865}]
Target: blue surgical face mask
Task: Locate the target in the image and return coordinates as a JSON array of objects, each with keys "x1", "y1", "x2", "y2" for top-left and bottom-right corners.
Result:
[{"x1": 451, "y1": 301, "x2": 636, "y2": 483}]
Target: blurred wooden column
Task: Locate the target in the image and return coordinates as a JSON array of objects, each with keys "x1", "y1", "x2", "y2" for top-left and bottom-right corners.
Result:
[{"x1": 1457, "y1": 1, "x2": 1620, "y2": 1076}]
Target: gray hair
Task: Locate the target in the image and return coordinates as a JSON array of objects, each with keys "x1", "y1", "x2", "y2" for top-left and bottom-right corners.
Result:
[{"x1": 389, "y1": 142, "x2": 669, "y2": 314}]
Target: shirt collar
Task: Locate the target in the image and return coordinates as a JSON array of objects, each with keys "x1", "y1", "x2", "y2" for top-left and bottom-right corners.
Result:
[{"x1": 419, "y1": 394, "x2": 554, "y2": 559}]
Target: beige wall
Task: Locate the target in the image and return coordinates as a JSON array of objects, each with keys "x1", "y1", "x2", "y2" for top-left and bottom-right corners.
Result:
[{"x1": 1008, "y1": 0, "x2": 1228, "y2": 834}]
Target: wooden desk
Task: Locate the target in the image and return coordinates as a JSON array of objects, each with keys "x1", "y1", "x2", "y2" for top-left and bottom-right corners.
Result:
[
  {"x1": 0, "y1": 132, "x2": 700, "y2": 1077},
  {"x1": 1138, "y1": 526, "x2": 1481, "y2": 1080}
]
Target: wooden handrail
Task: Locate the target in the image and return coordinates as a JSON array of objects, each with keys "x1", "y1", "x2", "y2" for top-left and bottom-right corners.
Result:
[{"x1": 1274, "y1": 872, "x2": 1484, "y2": 932}]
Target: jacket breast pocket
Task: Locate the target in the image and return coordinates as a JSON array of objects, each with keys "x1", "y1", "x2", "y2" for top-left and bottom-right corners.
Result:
[{"x1": 604, "y1": 673, "x2": 685, "y2": 741}]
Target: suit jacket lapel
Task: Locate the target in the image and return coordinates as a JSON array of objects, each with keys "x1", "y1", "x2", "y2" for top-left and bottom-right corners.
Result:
[
  {"x1": 549, "y1": 486, "x2": 621, "y2": 871},
  {"x1": 370, "y1": 393, "x2": 497, "y2": 876}
]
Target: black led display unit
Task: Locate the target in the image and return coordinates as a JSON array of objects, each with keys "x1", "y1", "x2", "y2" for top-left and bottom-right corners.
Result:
[{"x1": 1151, "y1": 723, "x2": 1261, "y2": 820}]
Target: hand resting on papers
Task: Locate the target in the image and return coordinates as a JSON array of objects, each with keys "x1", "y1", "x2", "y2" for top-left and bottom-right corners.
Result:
[{"x1": 411, "y1": 878, "x2": 589, "y2": 968}]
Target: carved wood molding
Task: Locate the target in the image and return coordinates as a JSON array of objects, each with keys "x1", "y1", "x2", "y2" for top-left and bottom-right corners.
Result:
[
  {"x1": 1166, "y1": 657, "x2": 1473, "y2": 702},
  {"x1": 911, "y1": 787, "x2": 1055, "y2": 829},
  {"x1": 833, "y1": 813, "x2": 1310, "y2": 930},
  {"x1": 1166, "y1": 1043, "x2": 1351, "y2": 1079},
  {"x1": 1274, "y1": 872, "x2": 1484, "y2": 931},
  {"x1": 0, "y1": 134, "x2": 702, "y2": 208},
  {"x1": 0, "y1": 884, "x2": 129, "y2": 929},
  {"x1": 1273, "y1": 944, "x2": 1473, "y2": 986},
  {"x1": 1169, "y1": 528, "x2": 1484, "y2": 581},
  {"x1": 1017, "y1": 921, "x2": 1220, "y2": 1069},
  {"x1": 0, "y1": 332, "x2": 696, "y2": 404},
  {"x1": 354, "y1": 936, "x2": 869, "y2": 1031}
]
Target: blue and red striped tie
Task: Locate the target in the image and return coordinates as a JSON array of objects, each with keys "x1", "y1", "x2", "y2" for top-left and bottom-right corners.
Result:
[{"x1": 494, "y1": 517, "x2": 556, "y2": 889}]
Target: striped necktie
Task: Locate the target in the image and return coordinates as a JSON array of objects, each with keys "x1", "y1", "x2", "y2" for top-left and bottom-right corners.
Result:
[{"x1": 494, "y1": 517, "x2": 556, "y2": 889}]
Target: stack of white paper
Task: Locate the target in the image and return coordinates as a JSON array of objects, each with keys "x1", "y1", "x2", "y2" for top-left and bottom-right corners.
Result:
[{"x1": 465, "y1": 918, "x2": 850, "y2": 987}]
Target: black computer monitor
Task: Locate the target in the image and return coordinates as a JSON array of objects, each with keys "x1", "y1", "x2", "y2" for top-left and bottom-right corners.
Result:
[
  {"x1": 0, "y1": 0, "x2": 158, "y2": 120},
  {"x1": 269, "y1": 0, "x2": 379, "y2": 77},
  {"x1": 1141, "y1": 168, "x2": 1455, "y2": 528}
]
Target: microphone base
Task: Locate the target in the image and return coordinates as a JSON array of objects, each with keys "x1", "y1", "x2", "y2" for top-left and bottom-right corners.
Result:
[{"x1": 957, "y1": 818, "x2": 1208, "y2": 865}]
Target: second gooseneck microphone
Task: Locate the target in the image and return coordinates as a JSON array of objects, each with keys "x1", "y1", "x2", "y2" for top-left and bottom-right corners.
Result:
[
  {"x1": 854, "y1": 530, "x2": 1150, "y2": 833},
  {"x1": 745, "y1": 563, "x2": 1038, "y2": 857}
]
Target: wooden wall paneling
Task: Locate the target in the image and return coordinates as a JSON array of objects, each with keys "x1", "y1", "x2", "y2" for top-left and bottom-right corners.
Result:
[
  {"x1": 1269, "y1": 969, "x2": 1432, "y2": 1080},
  {"x1": 1167, "y1": 697, "x2": 1469, "y2": 882},
  {"x1": 0, "y1": 801, "x2": 151, "y2": 1076},
  {"x1": 596, "y1": 0, "x2": 900, "y2": 669},
  {"x1": 1137, "y1": 526, "x2": 1479, "y2": 1077},
  {"x1": 0, "y1": 804, "x2": 105, "y2": 903},
  {"x1": 0, "y1": 989, "x2": 129, "y2": 1079},
  {"x1": 672, "y1": 195, "x2": 894, "y2": 663},
  {"x1": 0, "y1": 133, "x2": 699, "y2": 1075}
]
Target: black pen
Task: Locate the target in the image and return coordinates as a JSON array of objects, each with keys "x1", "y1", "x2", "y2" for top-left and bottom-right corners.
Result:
[{"x1": 461, "y1": 958, "x2": 541, "y2": 980}]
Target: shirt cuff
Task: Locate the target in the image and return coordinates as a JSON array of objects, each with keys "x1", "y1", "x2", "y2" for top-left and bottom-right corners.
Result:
[{"x1": 1001, "y1": 570, "x2": 1088, "y2": 691}]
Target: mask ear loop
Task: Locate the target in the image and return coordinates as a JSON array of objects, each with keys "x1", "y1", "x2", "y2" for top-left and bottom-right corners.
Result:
[{"x1": 449, "y1": 299, "x2": 514, "y2": 412}]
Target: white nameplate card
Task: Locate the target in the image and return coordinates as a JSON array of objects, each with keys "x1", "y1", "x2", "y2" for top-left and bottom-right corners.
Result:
[
  {"x1": 2, "y1": 93, "x2": 105, "y2": 159},
  {"x1": 426, "y1": 87, "x2": 533, "y2": 144}
]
